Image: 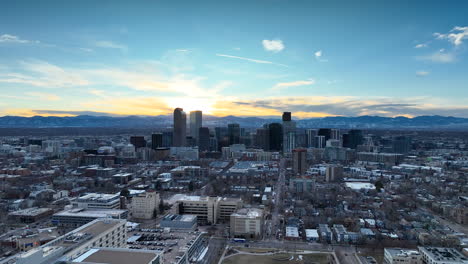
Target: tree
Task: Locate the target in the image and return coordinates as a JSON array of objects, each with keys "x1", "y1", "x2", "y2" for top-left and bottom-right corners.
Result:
[
  {"x1": 375, "y1": 180, "x2": 384, "y2": 192},
  {"x1": 120, "y1": 188, "x2": 130, "y2": 198}
]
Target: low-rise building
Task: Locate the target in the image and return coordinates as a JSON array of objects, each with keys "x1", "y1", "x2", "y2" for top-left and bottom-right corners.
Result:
[
  {"x1": 230, "y1": 208, "x2": 264, "y2": 239},
  {"x1": 160, "y1": 214, "x2": 198, "y2": 230},
  {"x1": 418, "y1": 247, "x2": 468, "y2": 264},
  {"x1": 384, "y1": 248, "x2": 421, "y2": 264},
  {"x1": 176, "y1": 195, "x2": 242, "y2": 224},
  {"x1": 51, "y1": 208, "x2": 127, "y2": 227},
  {"x1": 8, "y1": 207, "x2": 54, "y2": 224},
  {"x1": 72, "y1": 193, "x2": 121, "y2": 210},
  {"x1": 72, "y1": 248, "x2": 161, "y2": 264}
]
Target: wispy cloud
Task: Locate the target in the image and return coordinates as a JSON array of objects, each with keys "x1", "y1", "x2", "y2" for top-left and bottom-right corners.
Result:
[
  {"x1": 273, "y1": 79, "x2": 315, "y2": 90},
  {"x1": 94, "y1": 40, "x2": 128, "y2": 52},
  {"x1": 417, "y1": 50, "x2": 456, "y2": 63},
  {"x1": 0, "y1": 34, "x2": 40, "y2": 44},
  {"x1": 314, "y1": 50, "x2": 328, "y2": 62},
  {"x1": 416, "y1": 71, "x2": 430, "y2": 77},
  {"x1": 414, "y1": 43, "x2": 428, "y2": 48},
  {"x1": 262, "y1": 39, "x2": 284, "y2": 53},
  {"x1": 434, "y1": 26, "x2": 468, "y2": 46},
  {"x1": 25, "y1": 92, "x2": 60, "y2": 101},
  {"x1": 216, "y1": 53, "x2": 288, "y2": 67}
]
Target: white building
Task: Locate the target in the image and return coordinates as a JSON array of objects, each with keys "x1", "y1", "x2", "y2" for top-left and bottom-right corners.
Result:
[
  {"x1": 15, "y1": 219, "x2": 126, "y2": 264},
  {"x1": 384, "y1": 248, "x2": 421, "y2": 264},
  {"x1": 418, "y1": 247, "x2": 468, "y2": 264},
  {"x1": 130, "y1": 190, "x2": 160, "y2": 220},
  {"x1": 176, "y1": 195, "x2": 242, "y2": 224},
  {"x1": 72, "y1": 193, "x2": 121, "y2": 210},
  {"x1": 230, "y1": 208, "x2": 264, "y2": 239}
]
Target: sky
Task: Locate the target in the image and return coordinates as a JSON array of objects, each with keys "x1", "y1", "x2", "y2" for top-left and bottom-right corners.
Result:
[{"x1": 0, "y1": 0, "x2": 467, "y2": 118}]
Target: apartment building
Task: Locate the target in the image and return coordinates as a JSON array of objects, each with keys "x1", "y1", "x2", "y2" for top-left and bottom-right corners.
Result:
[
  {"x1": 384, "y1": 248, "x2": 421, "y2": 264},
  {"x1": 72, "y1": 193, "x2": 121, "y2": 210}
]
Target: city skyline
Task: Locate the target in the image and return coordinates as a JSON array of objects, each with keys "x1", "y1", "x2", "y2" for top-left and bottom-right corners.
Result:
[{"x1": 1, "y1": 0, "x2": 468, "y2": 118}]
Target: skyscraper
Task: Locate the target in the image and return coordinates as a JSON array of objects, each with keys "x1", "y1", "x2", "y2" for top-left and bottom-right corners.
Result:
[
  {"x1": 315, "y1": 135, "x2": 326, "y2": 148},
  {"x1": 306, "y1": 129, "x2": 317, "y2": 148},
  {"x1": 130, "y1": 136, "x2": 146, "y2": 149},
  {"x1": 318, "y1": 128, "x2": 332, "y2": 141},
  {"x1": 173, "y1": 108, "x2": 187, "y2": 147},
  {"x1": 190, "y1": 110, "x2": 202, "y2": 143},
  {"x1": 255, "y1": 128, "x2": 270, "y2": 150},
  {"x1": 343, "y1": 129, "x2": 363, "y2": 149},
  {"x1": 228, "y1": 123, "x2": 241, "y2": 145},
  {"x1": 198, "y1": 127, "x2": 210, "y2": 152},
  {"x1": 292, "y1": 148, "x2": 307, "y2": 175},
  {"x1": 151, "y1": 133, "x2": 162, "y2": 150},
  {"x1": 268, "y1": 123, "x2": 283, "y2": 151},
  {"x1": 282, "y1": 112, "x2": 296, "y2": 153}
]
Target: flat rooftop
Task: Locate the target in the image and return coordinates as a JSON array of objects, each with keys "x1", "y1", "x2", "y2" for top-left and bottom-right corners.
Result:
[
  {"x1": 54, "y1": 208, "x2": 126, "y2": 218},
  {"x1": 73, "y1": 248, "x2": 159, "y2": 264}
]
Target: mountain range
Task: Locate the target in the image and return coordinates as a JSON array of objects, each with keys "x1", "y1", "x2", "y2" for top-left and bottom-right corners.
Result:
[{"x1": 0, "y1": 115, "x2": 468, "y2": 129}]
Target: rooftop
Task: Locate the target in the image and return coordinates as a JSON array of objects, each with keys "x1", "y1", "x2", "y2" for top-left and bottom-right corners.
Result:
[{"x1": 73, "y1": 248, "x2": 159, "y2": 264}]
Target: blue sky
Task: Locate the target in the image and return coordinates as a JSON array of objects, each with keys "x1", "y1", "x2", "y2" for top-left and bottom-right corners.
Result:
[{"x1": 0, "y1": 0, "x2": 467, "y2": 118}]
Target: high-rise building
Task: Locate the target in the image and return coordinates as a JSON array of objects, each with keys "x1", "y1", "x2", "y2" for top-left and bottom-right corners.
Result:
[
  {"x1": 326, "y1": 165, "x2": 343, "y2": 182},
  {"x1": 318, "y1": 128, "x2": 332, "y2": 141},
  {"x1": 255, "y1": 128, "x2": 270, "y2": 150},
  {"x1": 282, "y1": 112, "x2": 292, "y2": 121},
  {"x1": 392, "y1": 136, "x2": 411, "y2": 154},
  {"x1": 162, "y1": 131, "x2": 173, "y2": 147},
  {"x1": 315, "y1": 135, "x2": 326, "y2": 148},
  {"x1": 343, "y1": 129, "x2": 363, "y2": 149},
  {"x1": 151, "y1": 133, "x2": 162, "y2": 150},
  {"x1": 306, "y1": 129, "x2": 317, "y2": 148},
  {"x1": 189, "y1": 110, "x2": 202, "y2": 143},
  {"x1": 282, "y1": 112, "x2": 296, "y2": 153},
  {"x1": 173, "y1": 108, "x2": 187, "y2": 147},
  {"x1": 130, "y1": 136, "x2": 146, "y2": 149},
  {"x1": 268, "y1": 123, "x2": 283, "y2": 151},
  {"x1": 292, "y1": 148, "x2": 307, "y2": 175},
  {"x1": 130, "y1": 190, "x2": 160, "y2": 220},
  {"x1": 331, "y1": 129, "x2": 340, "y2": 140},
  {"x1": 228, "y1": 123, "x2": 241, "y2": 145},
  {"x1": 198, "y1": 127, "x2": 210, "y2": 151}
]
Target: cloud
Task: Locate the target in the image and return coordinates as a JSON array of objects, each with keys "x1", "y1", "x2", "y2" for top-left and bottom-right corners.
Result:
[
  {"x1": 315, "y1": 50, "x2": 322, "y2": 58},
  {"x1": 434, "y1": 26, "x2": 468, "y2": 46},
  {"x1": 417, "y1": 50, "x2": 456, "y2": 63},
  {"x1": 94, "y1": 40, "x2": 128, "y2": 52},
  {"x1": 273, "y1": 79, "x2": 315, "y2": 90},
  {"x1": 314, "y1": 50, "x2": 328, "y2": 62},
  {"x1": 32, "y1": 110, "x2": 123, "y2": 116},
  {"x1": 216, "y1": 54, "x2": 288, "y2": 67},
  {"x1": 0, "y1": 34, "x2": 40, "y2": 44},
  {"x1": 25, "y1": 92, "x2": 60, "y2": 101},
  {"x1": 176, "y1": 49, "x2": 190, "y2": 52},
  {"x1": 0, "y1": 60, "x2": 90, "y2": 88},
  {"x1": 416, "y1": 71, "x2": 429, "y2": 77},
  {"x1": 262, "y1": 39, "x2": 284, "y2": 53},
  {"x1": 415, "y1": 43, "x2": 428, "y2": 48}
]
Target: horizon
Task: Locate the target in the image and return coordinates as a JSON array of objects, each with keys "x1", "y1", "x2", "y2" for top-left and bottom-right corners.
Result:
[{"x1": 1, "y1": 0, "x2": 468, "y2": 118}]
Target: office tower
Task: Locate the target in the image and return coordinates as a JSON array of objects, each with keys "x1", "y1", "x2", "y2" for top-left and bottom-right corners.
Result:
[
  {"x1": 162, "y1": 131, "x2": 173, "y2": 147},
  {"x1": 315, "y1": 135, "x2": 326, "y2": 148},
  {"x1": 215, "y1": 127, "x2": 229, "y2": 151},
  {"x1": 392, "y1": 136, "x2": 411, "y2": 154},
  {"x1": 331, "y1": 129, "x2": 340, "y2": 140},
  {"x1": 282, "y1": 112, "x2": 292, "y2": 121},
  {"x1": 306, "y1": 129, "x2": 317, "y2": 148},
  {"x1": 255, "y1": 128, "x2": 270, "y2": 150},
  {"x1": 151, "y1": 133, "x2": 163, "y2": 150},
  {"x1": 292, "y1": 148, "x2": 307, "y2": 175},
  {"x1": 295, "y1": 130, "x2": 307, "y2": 148},
  {"x1": 173, "y1": 108, "x2": 187, "y2": 147},
  {"x1": 343, "y1": 129, "x2": 363, "y2": 149},
  {"x1": 282, "y1": 112, "x2": 296, "y2": 153},
  {"x1": 198, "y1": 127, "x2": 210, "y2": 152},
  {"x1": 326, "y1": 165, "x2": 343, "y2": 182},
  {"x1": 190, "y1": 110, "x2": 202, "y2": 143},
  {"x1": 228, "y1": 123, "x2": 241, "y2": 145},
  {"x1": 130, "y1": 136, "x2": 146, "y2": 149},
  {"x1": 318, "y1": 128, "x2": 332, "y2": 141},
  {"x1": 268, "y1": 123, "x2": 283, "y2": 151}
]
